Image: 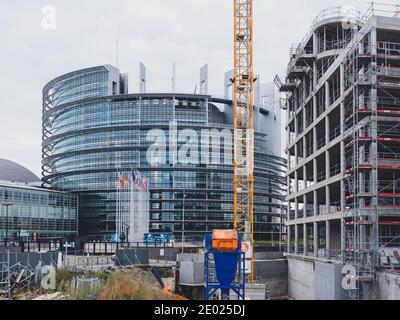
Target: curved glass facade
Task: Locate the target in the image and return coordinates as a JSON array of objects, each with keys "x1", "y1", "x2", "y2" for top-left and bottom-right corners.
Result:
[
  {"x1": 0, "y1": 182, "x2": 77, "y2": 240},
  {"x1": 43, "y1": 66, "x2": 286, "y2": 242}
]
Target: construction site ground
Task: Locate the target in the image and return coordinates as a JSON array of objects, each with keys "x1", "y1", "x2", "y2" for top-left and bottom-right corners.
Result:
[{"x1": 6, "y1": 266, "x2": 182, "y2": 301}]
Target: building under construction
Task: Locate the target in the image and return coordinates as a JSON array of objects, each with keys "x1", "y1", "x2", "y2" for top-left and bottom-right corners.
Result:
[{"x1": 278, "y1": 5, "x2": 400, "y2": 300}]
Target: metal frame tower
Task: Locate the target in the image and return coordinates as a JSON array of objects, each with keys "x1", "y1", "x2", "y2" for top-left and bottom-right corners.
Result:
[
  {"x1": 233, "y1": 0, "x2": 255, "y2": 283},
  {"x1": 343, "y1": 25, "x2": 380, "y2": 300}
]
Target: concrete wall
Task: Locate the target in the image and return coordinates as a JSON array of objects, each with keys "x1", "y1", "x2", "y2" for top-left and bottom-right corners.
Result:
[
  {"x1": 288, "y1": 257, "x2": 316, "y2": 300},
  {"x1": 180, "y1": 261, "x2": 204, "y2": 285},
  {"x1": 315, "y1": 261, "x2": 344, "y2": 300},
  {"x1": 289, "y1": 257, "x2": 400, "y2": 300},
  {"x1": 288, "y1": 257, "x2": 345, "y2": 300},
  {"x1": 255, "y1": 259, "x2": 287, "y2": 279},
  {"x1": 177, "y1": 254, "x2": 204, "y2": 285},
  {"x1": 255, "y1": 259, "x2": 288, "y2": 298},
  {"x1": 378, "y1": 272, "x2": 400, "y2": 300}
]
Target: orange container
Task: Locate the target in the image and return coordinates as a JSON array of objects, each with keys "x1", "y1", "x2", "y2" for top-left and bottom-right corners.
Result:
[{"x1": 212, "y1": 229, "x2": 239, "y2": 252}]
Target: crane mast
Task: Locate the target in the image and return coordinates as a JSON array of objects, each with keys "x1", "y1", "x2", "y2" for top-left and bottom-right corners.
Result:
[{"x1": 233, "y1": 0, "x2": 254, "y2": 282}]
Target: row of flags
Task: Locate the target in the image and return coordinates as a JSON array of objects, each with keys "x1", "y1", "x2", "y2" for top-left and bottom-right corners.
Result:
[{"x1": 118, "y1": 171, "x2": 149, "y2": 191}]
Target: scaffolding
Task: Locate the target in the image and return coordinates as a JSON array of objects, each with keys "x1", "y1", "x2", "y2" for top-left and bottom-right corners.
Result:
[
  {"x1": 0, "y1": 251, "x2": 10, "y2": 299},
  {"x1": 0, "y1": 251, "x2": 38, "y2": 299},
  {"x1": 342, "y1": 7, "x2": 400, "y2": 297},
  {"x1": 277, "y1": 2, "x2": 400, "y2": 300}
]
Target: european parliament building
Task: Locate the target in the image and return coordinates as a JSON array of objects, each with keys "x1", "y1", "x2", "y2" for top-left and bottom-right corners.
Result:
[
  {"x1": 0, "y1": 159, "x2": 77, "y2": 241},
  {"x1": 42, "y1": 65, "x2": 286, "y2": 242}
]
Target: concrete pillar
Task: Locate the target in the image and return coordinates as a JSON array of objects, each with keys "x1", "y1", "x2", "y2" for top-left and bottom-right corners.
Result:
[
  {"x1": 303, "y1": 194, "x2": 307, "y2": 217},
  {"x1": 370, "y1": 27, "x2": 379, "y2": 251},
  {"x1": 295, "y1": 198, "x2": 299, "y2": 220},
  {"x1": 286, "y1": 109, "x2": 291, "y2": 146},
  {"x1": 313, "y1": 32, "x2": 318, "y2": 56},
  {"x1": 360, "y1": 224, "x2": 366, "y2": 250},
  {"x1": 326, "y1": 220, "x2": 331, "y2": 258},
  {"x1": 287, "y1": 225, "x2": 291, "y2": 254},
  {"x1": 326, "y1": 185, "x2": 331, "y2": 215},
  {"x1": 314, "y1": 222, "x2": 319, "y2": 258},
  {"x1": 359, "y1": 164, "x2": 366, "y2": 209},
  {"x1": 313, "y1": 95, "x2": 317, "y2": 120},
  {"x1": 326, "y1": 149, "x2": 331, "y2": 179},
  {"x1": 313, "y1": 189, "x2": 318, "y2": 217},
  {"x1": 340, "y1": 63, "x2": 345, "y2": 96},
  {"x1": 326, "y1": 106, "x2": 330, "y2": 134},
  {"x1": 341, "y1": 218, "x2": 345, "y2": 263},
  {"x1": 340, "y1": 179, "x2": 345, "y2": 214},
  {"x1": 313, "y1": 158, "x2": 318, "y2": 184},
  {"x1": 295, "y1": 170, "x2": 299, "y2": 193},
  {"x1": 325, "y1": 82, "x2": 330, "y2": 110},
  {"x1": 295, "y1": 224, "x2": 299, "y2": 255},
  {"x1": 313, "y1": 32, "x2": 318, "y2": 89},
  {"x1": 303, "y1": 223, "x2": 308, "y2": 256},
  {"x1": 313, "y1": 127, "x2": 318, "y2": 153}
]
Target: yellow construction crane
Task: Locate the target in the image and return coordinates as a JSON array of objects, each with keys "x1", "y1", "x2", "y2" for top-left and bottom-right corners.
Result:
[{"x1": 233, "y1": 0, "x2": 255, "y2": 283}]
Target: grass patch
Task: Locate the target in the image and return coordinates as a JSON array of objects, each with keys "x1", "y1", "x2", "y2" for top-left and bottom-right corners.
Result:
[{"x1": 97, "y1": 271, "x2": 181, "y2": 300}]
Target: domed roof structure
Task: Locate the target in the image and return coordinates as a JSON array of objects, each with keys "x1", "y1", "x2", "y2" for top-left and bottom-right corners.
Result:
[{"x1": 0, "y1": 158, "x2": 40, "y2": 183}]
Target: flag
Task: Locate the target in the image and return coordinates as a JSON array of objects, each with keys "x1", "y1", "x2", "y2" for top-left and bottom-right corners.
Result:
[
  {"x1": 143, "y1": 179, "x2": 148, "y2": 190},
  {"x1": 134, "y1": 171, "x2": 140, "y2": 187},
  {"x1": 124, "y1": 176, "x2": 129, "y2": 188}
]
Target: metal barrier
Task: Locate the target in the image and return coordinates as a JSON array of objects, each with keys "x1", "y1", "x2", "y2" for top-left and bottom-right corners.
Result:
[
  {"x1": 0, "y1": 240, "x2": 62, "y2": 253},
  {"x1": 83, "y1": 242, "x2": 175, "y2": 255}
]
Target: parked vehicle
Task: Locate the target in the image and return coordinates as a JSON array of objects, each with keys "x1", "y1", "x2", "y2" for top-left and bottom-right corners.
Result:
[{"x1": 144, "y1": 233, "x2": 174, "y2": 244}]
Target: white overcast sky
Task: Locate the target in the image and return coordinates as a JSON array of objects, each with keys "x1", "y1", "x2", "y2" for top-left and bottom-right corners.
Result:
[{"x1": 0, "y1": 0, "x2": 395, "y2": 176}]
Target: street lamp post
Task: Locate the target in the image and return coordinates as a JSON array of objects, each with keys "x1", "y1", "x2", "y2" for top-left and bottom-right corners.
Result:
[
  {"x1": 124, "y1": 223, "x2": 130, "y2": 243},
  {"x1": 182, "y1": 193, "x2": 187, "y2": 254},
  {"x1": 1, "y1": 200, "x2": 13, "y2": 249}
]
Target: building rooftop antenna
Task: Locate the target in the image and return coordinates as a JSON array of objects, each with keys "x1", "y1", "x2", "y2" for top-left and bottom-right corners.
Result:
[
  {"x1": 172, "y1": 61, "x2": 176, "y2": 93},
  {"x1": 116, "y1": 37, "x2": 119, "y2": 68}
]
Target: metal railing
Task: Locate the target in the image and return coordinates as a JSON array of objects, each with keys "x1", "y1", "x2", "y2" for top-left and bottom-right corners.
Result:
[
  {"x1": 306, "y1": 145, "x2": 314, "y2": 157},
  {"x1": 329, "y1": 126, "x2": 341, "y2": 141},
  {"x1": 330, "y1": 163, "x2": 342, "y2": 177},
  {"x1": 379, "y1": 152, "x2": 400, "y2": 161},
  {"x1": 317, "y1": 39, "x2": 349, "y2": 54},
  {"x1": 64, "y1": 252, "x2": 115, "y2": 272},
  {"x1": 379, "y1": 179, "x2": 400, "y2": 194},
  {"x1": 306, "y1": 176, "x2": 315, "y2": 189},
  {"x1": 290, "y1": 6, "x2": 362, "y2": 62},
  {"x1": 0, "y1": 240, "x2": 62, "y2": 253},
  {"x1": 329, "y1": 202, "x2": 342, "y2": 214},
  {"x1": 317, "y1": 136, "x2": 326, "y2": 150},
  {"x1": 378, "y1": 66, "x2": 400, "y2": 78},
  {"x1": 317, "y1": 170, "x2": 326, "y2": 183},
  {"x1": 83, "y1": 241, "x2": 175, "y2": 255}
]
